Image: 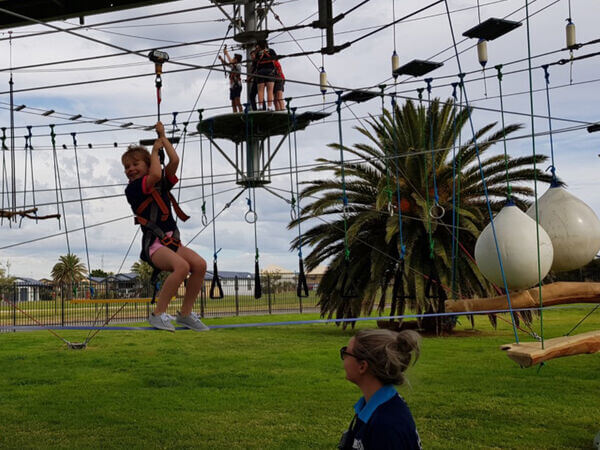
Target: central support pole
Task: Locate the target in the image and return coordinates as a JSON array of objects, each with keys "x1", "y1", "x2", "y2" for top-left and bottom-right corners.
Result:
[{"x1": 243, "y1": 1, "x2": 262, "y2": 185}]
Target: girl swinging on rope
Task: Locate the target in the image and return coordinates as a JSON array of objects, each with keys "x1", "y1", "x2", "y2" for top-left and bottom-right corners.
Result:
[{"x1": 122, "y1": 121, "x2": 208, "y2": 332}]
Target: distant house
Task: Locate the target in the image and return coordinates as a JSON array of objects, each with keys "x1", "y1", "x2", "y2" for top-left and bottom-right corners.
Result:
[
  {"x1": 11, "y1": 277, "x2": 46, "y2": 302},
  {"x1": 205, "y1": 270, "x2": 254, "y2": 296},
  {"x1": 95, "y1": 273, "x2": 139, "y2": 298},
  {"x1": 306, "y1": 265, "x2": 327, "y2": 290}
]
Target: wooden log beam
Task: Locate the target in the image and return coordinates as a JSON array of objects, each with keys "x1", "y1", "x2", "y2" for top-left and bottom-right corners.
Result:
[
  {"x1": 445, "y1": 282, "x2": 600, "y2": 313},
  {"x1": 500, "y1": 330, "x2": 600, "y2": 367}
]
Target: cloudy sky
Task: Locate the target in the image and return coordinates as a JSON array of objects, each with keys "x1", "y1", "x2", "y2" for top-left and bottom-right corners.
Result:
[{"x1": 0, "y1": 0, "x2": 599, "y2": 279}]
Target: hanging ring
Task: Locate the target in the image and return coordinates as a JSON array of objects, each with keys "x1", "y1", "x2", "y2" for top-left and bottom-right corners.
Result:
[
  {"x1": 387, "y1": 202, "x2": 394, "y2": 217},
  {"x1": 201, "y1": 214, "x2": 209, "y2": 227},
  {"x1": 429, "y1": 202, "x2": 445, "y2": 219},
  {"x1": 245, "y1": 210, "x2": 258, "y2": 224},
  {"x1": 290, "y1": 207, "x2": 297, "y2": 221}
]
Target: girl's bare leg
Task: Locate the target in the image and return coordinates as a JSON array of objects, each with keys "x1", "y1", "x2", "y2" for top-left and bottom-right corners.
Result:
[
  {"x1": 175, "y1": 246, "x2": 207, "y2": 315},
  {"x1": 150, "y1": 247, "x2": 190, "y2": 315}
]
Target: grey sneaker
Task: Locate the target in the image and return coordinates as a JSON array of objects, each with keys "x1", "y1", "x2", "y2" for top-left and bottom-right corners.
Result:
[
  {"x1": 175, "y1": 311, "x2": 209, "y2": 332},
  {"x1": 148, "y1": 312, "x2": 176, "y2": 332}
]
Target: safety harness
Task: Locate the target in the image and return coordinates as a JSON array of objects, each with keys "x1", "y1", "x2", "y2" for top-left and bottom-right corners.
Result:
[{"x1": 135, "y1": 176, "x2": 189, "y2": 303}]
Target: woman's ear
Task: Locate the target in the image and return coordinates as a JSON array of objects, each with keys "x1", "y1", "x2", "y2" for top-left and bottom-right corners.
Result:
[{"x1": 357, "y1": 360, "x2": 369, "y2": 375}]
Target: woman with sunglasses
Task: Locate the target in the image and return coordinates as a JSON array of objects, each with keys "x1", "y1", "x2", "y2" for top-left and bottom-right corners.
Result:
[{"x1": 338, "y1": 329, "x2": 422, "y2": 450}]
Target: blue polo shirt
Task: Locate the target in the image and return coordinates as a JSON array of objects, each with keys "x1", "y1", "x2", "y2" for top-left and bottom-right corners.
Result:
[{"x1": 348, "y1": 385, "x2": 422, "y2": 450}]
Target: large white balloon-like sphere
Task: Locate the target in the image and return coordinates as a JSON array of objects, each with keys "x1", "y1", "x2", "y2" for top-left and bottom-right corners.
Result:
[
  {"x1": 475, "y1": 204, "x2": 554, "y2": 290},
  {"x1": 527, "y1": 186, "x2": 600, "y2": 272}
]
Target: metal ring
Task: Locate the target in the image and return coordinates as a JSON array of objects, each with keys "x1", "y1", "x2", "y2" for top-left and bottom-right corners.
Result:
[
  {"x1": 290, "y1": 208, "x2": 297, "y2": 222},
  {"x1": 201, "y1": 214, "x2": 209, "y2": 227},
  {"x1": 429, "y1": 203, "x2": 445, "y2": 219},
  {"x1": 245, "y1": 210, "x2": 258, "y2": 224},
  {"x1": 387, "y1": 202, "x2": 394, "y2": 217}
]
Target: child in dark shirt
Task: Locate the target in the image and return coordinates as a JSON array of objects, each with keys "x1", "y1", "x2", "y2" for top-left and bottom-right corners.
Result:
[
  {"x1": 122, "y1": 121, "x2": 208, "y2": 332},
  {"x1": 219, "y1": 46, "x2": 243, "y2": 113}
]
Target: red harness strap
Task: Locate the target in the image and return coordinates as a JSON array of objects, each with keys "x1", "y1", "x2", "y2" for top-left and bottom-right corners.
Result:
[
  {"x1": 135, "y1": 187, "x2": 189, "y2": 224},
  {"x1": 168, "y1": 192, "x2": 189, "y2": 222}
]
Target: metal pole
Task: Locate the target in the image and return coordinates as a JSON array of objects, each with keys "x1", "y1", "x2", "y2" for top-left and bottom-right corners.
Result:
[
  {"x1": 267, "y1": 274, "x2": 272, "y2": 314},
  {"x1": 234, "y1": 275, "x2": 239, "y2": 316},
  {"x1": 244, "y1": 1, "x2": 256, "y2": 106}
]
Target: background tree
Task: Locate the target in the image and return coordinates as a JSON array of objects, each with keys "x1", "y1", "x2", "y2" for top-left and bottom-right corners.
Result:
[
  {"x1": 90, "y1": 269, "x2": 111, "y2": 278},
  {"x1": 291, "y1": 98, "x2": 554, "y2": 332},
  {"x1": 0, "y1": 261, "x2": 15, "y2": 299},
  {"x1": 131, "y1": 260, "x2": 154, "y2": 285},
  {"x1": 51, "y1": 254, "x2": 87, "y2": 300}
]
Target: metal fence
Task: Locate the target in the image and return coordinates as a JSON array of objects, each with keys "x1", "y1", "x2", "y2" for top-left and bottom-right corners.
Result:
[{"x1": 0, "y1": 273, "x2": 321, "y2": 332}]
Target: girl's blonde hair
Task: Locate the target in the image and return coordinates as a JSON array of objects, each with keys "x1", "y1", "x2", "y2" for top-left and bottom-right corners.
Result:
[
  {"x1": 121, "y1": 144, "x2": 150, "y2": 166},
  {"x1": 353, "y1": 329, "x2": 421, "y2": 385}
]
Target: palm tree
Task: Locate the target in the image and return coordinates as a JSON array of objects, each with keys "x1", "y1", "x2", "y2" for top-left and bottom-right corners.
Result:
[
  {"x1": 291, "y1": 98, "x2": 554, "y2": 332},
  {"x1": 51, "y1": 253, "x2": 87, "y2": 300}
]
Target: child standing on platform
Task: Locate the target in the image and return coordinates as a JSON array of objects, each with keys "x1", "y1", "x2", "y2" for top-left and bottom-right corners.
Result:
[{"x1": 219, "y1": 46, "x2": 243, "y2": 113}]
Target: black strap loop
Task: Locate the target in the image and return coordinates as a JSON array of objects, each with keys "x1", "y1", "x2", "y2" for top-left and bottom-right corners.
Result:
[
  {"x1": 254, "y1": 260, "x2": 262, "y2": 299},
  {"x1": 210, "y1": 260, "x2": 224, "y2": 299},
  {"x1": 296, "y1": 258, "x2": 309, "y2": 298}
]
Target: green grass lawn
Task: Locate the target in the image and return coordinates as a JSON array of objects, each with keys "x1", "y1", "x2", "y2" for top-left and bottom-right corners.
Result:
[{"x1": 1, "y1": 307, "x2": 599, "y2": 449}]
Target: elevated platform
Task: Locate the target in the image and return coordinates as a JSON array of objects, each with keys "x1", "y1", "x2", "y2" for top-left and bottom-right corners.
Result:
[
  {"x1": 501, "y1": 330, "x2": 600, "y2": 367},
  {"x1": 445, "y1": 282, "x2": 600, "y2": 313},
  {"x1": 197, "y1": 110, "x2": 330, "y2": 144},
  {"x1": 462, "y1": 18, "x2": 522, "y2": 41}
]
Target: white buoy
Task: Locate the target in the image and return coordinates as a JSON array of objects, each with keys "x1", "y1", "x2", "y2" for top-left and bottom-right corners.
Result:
[
  {"x1": 319, "y1": 67, "x2": 327, "y2": 97},
  {"x1": 477, "y1": 39, "x2": 488, "y2": 67},
  {"x1": 566, "y1": 18, "x2": 576, "y2": 49},
  {"x1": 527, "y1": 186, "x2": 600, "y2": 272},
  {"x1": 475, "y1": 203, "x2": 554, "y2": 290},
  {"x1": 391, "y1": 50, "x2": 400, "y2": 78}
]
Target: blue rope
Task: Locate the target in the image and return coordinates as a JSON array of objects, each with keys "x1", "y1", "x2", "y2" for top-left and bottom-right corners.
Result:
[
  {"x1": 391, "y1": 96, "x2": 405, "y2": 260},
  {"x1": 335, "y1": 91, "x2": 350, "y2": 262},
  {"x1": 4, "y1": 304, "x2": 589, "y2": 332},
  {"x1": 425, "y1": 78, "x2": 440, "y2": 206},
  {"x1": 450, "y1": 82, "x2": 459, "y2": 296},
  {"x1": 291, "y1": 106, "x2": 304, "y2": 259},
  {"x1": 542, "y1": 65, "x2": 558, "y2": 187},
  {"x1": 208, "y1": 119, "x2": 219, "y2": 263},
  {"x1": 443, "y1": 1, "x2": 520, "y2": 343}
]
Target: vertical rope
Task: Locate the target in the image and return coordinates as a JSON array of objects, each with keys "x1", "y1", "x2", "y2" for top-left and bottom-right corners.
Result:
[
  {"x1": 292, "y1": 107, "x2": 303, "y2": 255},
  {"x1": 285, "y1": 98, "x2": 297, "y2": 221},
  {"x1": 380, "y1": 85, "x2": 393, "y2": 216},
  {"x1": 450, "y1": 82, "x2": 459, "y2": 297},
  {"x1": 335, "y1": 91, "x2": 350, "y2": 264},
  {"x1": 392, "y1": 0, "x2": 397, "y2": 51},
  {"x1": 542, "y1": 65, "x2": 558, "y2": 186},
  {"x1": 208, "y1": 120, "x2": 219, "y2": 263},
  {"x1": 0, "y1": 128, "x2": 8, "y2": 225},
  {"x1": 525, "y1": 0, "x2": 545, "y2": 348},
  {"x1": 26, "y1": 126, "x2": 37, "y2": 223},
  {"x1": 443, "y1": 0, "x2": 519, "y2": 343},
  {"x1": 453, "y1": 75, "x2": 464, "y2": 293},
  {"x1": 22, "y1": 134, "x2": 28, "y2": 212},
  {"x1": 71, "y1": 133, "x2": 91, "y2": 288},
  {"x1": 495, "y1": 65, "x2": 513, "y2": 202},
  {"x1": 176, "y1": 121, "x2": 188, "y2": 206},
  {"x1": 50, "y1": 125, "x2": 70, "y2": 254},
  {"x1": 391, "y1": 96, "x2": 405, "y2": 261},
  {"x1": 424, "y1": 79, "x2": 436, "y2": 259}
]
